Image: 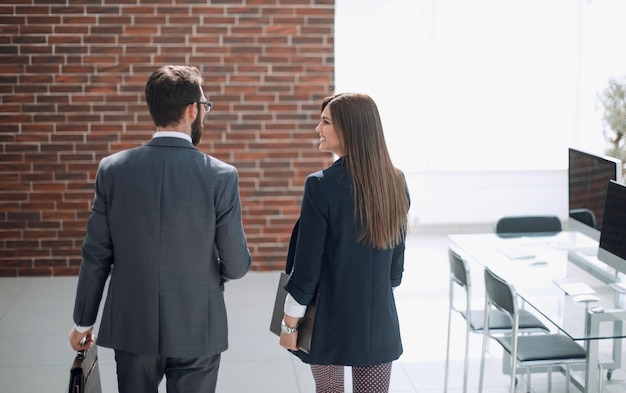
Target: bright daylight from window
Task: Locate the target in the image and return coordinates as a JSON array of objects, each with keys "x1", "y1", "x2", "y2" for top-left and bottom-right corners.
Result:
[{"x1": 335, "y1": 0, "x2": 626, "y2": 172}]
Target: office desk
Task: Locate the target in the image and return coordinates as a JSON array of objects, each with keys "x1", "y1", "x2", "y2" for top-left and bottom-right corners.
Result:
[{"x1": 448, "y1": 231, "x2": 626, "y2": 392}]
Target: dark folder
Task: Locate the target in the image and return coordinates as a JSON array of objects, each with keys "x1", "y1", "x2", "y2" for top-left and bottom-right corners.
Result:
[
  {"x1": 269, "y1": 272, "x2": 317, "y2": 354},
  {"x1": 269, "y1": 219, "x2": 318, "y2": 354}
]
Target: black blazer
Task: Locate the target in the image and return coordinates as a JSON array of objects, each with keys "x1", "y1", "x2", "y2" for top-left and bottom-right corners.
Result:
[{"x1": 285, "y1": 157, "x2": 406, "y2": 366}]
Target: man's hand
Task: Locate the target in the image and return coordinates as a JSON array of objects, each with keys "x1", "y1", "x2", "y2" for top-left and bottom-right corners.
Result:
[{"x1": 68, "y1": 326, "x2": 95, "y2": 351}]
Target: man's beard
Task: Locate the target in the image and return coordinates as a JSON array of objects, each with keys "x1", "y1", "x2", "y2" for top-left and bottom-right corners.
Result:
[{"x1": 191, "y1": 112, "x2": 203, "y2": 146}]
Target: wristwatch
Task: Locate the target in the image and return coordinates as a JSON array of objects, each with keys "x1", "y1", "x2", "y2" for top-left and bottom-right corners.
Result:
[{"x1": 281, "y1": 319, "x2": 299, "y2": 334}]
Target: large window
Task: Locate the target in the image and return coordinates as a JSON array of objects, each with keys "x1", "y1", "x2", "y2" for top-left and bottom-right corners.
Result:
[{"x1": 336, "y1": 0, "x2": 626, "y2": 171}]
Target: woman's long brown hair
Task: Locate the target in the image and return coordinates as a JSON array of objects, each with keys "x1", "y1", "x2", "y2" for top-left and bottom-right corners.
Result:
[{"x1": 322, "y1": 93, "x2": 409, "y2": 249}]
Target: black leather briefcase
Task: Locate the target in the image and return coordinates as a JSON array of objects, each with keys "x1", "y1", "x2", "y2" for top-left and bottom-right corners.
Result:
[{"x1": 68, "y1": 345, "x2": 102, "y2": 393}]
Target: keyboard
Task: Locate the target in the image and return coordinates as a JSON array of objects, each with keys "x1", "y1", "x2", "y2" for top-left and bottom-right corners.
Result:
[
  {"x1": 497, "y1": 244, "x2": 535, "y2": 260},
  {"x1": 554, "y1": 279, "x2": 596, "y2": 295},
  {"x1": 520, "y1": 238, "x2": 574, "y2": 250}
]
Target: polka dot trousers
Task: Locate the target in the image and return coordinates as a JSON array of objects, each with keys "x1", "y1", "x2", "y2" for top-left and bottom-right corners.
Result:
[{"x1": 310, "y1": 362, "x2": 392, "y2": 393}]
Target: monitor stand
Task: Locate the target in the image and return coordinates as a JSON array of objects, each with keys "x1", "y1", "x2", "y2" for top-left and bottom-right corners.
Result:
[
  {"x1": 575, "y1": 246, "x2": 598, "y2": 257},
  {"x1": 568, "y1": 248, "x2": 617, "y2": 284}
]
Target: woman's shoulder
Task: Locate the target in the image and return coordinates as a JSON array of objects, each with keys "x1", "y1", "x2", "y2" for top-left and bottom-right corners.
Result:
[
  {"x1": 306, "y1": 161, "x2": 348, "y2": 185},
  {"x1": 311, "y1": 157, "x2": 346, "y2": 175}
]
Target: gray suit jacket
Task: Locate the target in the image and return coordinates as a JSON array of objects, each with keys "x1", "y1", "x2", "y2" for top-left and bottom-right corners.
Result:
[{"x1": 73, "y1": 136, "x2": 252, "y2": 357}]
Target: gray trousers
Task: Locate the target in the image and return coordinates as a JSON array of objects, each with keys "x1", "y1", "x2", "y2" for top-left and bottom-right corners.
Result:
[{"x1": 114, "y1": 350, "x2": 221, "y2": 393}]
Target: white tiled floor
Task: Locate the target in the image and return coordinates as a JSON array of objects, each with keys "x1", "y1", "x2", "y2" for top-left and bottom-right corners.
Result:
[{"x1": 1, "y1": 233, "x2": 625, "y2": 392}]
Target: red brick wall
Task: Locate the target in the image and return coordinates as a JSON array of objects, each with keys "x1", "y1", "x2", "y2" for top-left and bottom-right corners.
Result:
[{"x1": 0, "y1": 0, "x2": 335, "y2": 276}]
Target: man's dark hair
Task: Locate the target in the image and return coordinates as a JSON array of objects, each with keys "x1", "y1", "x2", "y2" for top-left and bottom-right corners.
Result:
[{"x1": 145, "y1": 65, "x2": 203, "y2": 127}]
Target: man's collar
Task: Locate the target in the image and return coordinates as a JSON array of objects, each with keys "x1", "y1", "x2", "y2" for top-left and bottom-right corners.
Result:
[{"x1": 153, "y1": 131, "x2": 192, "y2": 143}]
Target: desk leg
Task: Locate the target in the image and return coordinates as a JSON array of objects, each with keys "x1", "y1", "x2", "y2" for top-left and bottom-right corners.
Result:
[
  {"x1": 584, "y1": 335, "x2": 599, "y2": 393},
  {"x1": 583, "y1": 308, "x2": 626, "y2": 392},
  {"x1": 612, "y1": 322, "x2": 623, "y2": 375},
  {"x1": 584, "y1": 309, "x2": 605, "y2": 393}
]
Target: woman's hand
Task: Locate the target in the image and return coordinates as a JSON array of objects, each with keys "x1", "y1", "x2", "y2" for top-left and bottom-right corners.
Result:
[
  {"x1": 279, "y1": 314, "x2": 300, "y2": 351},
  {"x1": 280, "y1": 330, "x2": 299, "y2": 351}
]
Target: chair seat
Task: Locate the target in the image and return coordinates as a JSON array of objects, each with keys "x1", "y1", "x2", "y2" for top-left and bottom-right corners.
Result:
[
  {"x1": 463, "y1": 309, "x2": 549, "y2": 332},
  {"x1": 495, "y1": 334, "x2": 586, "y2": 362},
  {"x1": 479, "y1": 267, "x2": 587, "y2": 393}
]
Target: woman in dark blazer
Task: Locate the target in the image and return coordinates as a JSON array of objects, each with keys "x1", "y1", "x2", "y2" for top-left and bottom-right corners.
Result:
[{"x1": 280, "y1": 93, "x2": 410, "y2": 392}]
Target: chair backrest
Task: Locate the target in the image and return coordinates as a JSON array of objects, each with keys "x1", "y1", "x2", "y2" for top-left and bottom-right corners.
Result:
[
  {"x1": 483, "y1": 267, "x2": 517, "y2": 319},
  {"x1": 495, "y1": 215, "x2": 562, "y2": 237},
  {"x1": 569, "y1": 208, "x2": 597, "y2": 228},
  {"x1": 448, "y1": 248, "x2": 470, "y2": 289}
]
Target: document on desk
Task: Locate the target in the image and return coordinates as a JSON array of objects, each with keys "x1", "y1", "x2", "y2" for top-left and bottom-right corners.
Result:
[{"x1": 553, "y1": 278, "x2": 596, "y2": 295}]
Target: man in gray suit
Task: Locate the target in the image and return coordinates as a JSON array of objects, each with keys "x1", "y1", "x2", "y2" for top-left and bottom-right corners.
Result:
[{"x1": 68, "y1": 65, "x2": 252, "y2": 392}]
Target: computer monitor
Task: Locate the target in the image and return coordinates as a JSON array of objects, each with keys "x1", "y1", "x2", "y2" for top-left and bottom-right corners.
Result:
[
  {"x1": 597, "y1": 180, "x2": 626, "y2": 276},
  {"x1": 568, "y1": 148, "x2": 623, "y2": 241}
]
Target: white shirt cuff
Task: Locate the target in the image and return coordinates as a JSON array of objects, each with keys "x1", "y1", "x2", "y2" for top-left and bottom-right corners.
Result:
[
  {"x1": 284, "y1": 293, "x2": 307, "y2": 318},
  {"x1": 75, "y1": 324, "x2": 93, "y2": 333}
]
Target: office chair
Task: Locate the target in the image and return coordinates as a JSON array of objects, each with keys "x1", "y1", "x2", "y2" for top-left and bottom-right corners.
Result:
[
  {"x1": 569, "y1": 208, "x2": 597, "y2": 228},
  {"x1": 444, "y1": 249, "x2": 549, "y2": 393},
  {"x1": 495, "y1": 215, "x2": 562, "y2": 238},
  {"x1": 478, "y1": 267, "x2": 587, "y2": 393}
]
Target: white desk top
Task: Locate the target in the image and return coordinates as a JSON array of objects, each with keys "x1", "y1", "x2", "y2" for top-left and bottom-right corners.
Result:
[{"x1": 448, "y1": 231, "x2": 626, "y2": 340}]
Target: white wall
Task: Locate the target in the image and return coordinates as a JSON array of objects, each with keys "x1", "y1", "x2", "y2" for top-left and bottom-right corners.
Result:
[
  {"x1": 335, "y1": 0, "x2": 626, "y2": 230},
  {"x1": 405, "y1": 169, "x2": 566, "y2": 227}
]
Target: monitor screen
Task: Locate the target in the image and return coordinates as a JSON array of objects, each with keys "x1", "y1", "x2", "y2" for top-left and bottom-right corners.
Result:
[
  {"x1": 568, "y1": 148, "x2": 623, "y2": 241},
  {"x1": 597, "y1": 180, "x2": 626, "y2": 276}
]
